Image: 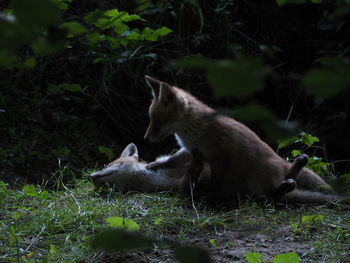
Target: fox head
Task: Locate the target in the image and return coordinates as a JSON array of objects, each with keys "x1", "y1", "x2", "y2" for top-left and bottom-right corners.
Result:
[
  {"x1": 144, "y1": 75, "x2": 183, "y2": 142},
  {"x1": 90, "y1": 143, "x2": 141, "y2": 187}
]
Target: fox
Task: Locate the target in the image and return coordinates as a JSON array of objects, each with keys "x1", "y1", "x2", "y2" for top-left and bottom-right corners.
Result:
[
  {"x1": 143, "y1": 75, "x2": 344, "y2": 205},
  {"x1": 90, "y1": 144, "x2": 341, "y2": 205},
  {"x1": 90, "y1": 143, "x2": 211, "y2": 194}
]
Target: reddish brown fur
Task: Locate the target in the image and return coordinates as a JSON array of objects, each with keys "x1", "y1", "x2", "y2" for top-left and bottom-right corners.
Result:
[{"x1": 144, "y1": 76, "x2": 338, "y2": 204}]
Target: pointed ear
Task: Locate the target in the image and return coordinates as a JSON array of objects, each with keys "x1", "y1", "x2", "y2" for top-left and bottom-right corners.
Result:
[
  {"x1": 120, "y1": 143, "x2": 139, "y2": 160},
  {"x1": 145, "y1": 75, "x2": 162, "y2": 99},
  {"x1": 159, "y1": 83, "x2": 175, "y2": 106}
]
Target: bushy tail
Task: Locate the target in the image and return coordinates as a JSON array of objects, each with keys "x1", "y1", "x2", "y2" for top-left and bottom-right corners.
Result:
[{"x1": 282, "y1": 189, "x2": 347, "y2": 205}]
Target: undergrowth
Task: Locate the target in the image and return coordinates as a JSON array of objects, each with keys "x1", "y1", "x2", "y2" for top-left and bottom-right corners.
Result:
[{"x1": 1, "y1": 177, "x2": 349, "y2": 263}]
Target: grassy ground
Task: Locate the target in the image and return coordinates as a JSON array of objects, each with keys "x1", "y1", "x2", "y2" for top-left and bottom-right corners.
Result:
[{"x1": 1, "y1": 177, "x2": 349, "y2": 263}]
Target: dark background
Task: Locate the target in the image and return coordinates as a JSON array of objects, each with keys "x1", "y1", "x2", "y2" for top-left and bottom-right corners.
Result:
[{"x1": 0, "y1": 0, "x2": 349, "y2": 184}]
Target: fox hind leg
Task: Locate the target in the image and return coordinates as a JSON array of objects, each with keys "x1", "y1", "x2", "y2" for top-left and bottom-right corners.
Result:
[
  {"x1": 272, "y1": 154, "x2": 309, "y2": 201},
  {"x1": 286, "y1": 154, "x2": 309, "y2": 180}
]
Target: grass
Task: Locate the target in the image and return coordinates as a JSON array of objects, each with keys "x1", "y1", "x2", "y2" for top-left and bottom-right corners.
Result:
[{"x1": 0, "y1": 176, "x2": 349, "y2": 263}]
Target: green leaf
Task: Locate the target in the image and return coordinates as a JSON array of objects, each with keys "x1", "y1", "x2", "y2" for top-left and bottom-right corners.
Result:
[
  {"x1": 12, "y1": 211, "x2": 22, "y2": 220},
  {"x1": 84, "y1": 10, "x2": 104, "y2": 24},
  {"x1": 301, "y1": 214, "x2": 324, "y2": 224},
  {"x1": 92, "y1": 58, "x2": 106, "y2": 64},
  {"x1": 23, "y1": 57, "x2": 36, "y2": 69},
  {"x1": 154, "y1": 218, "x2": 162, "y2": 225},
  {"x1": 272, "y1": 252, "x2": 299, "y2": 263},
  {"x1": 51, "y1": 0, "x2": 73, "y2": 10},
  {"x1": 112, "y1": 22, "x2": 129, "y2": 35},
  {"x1": 154, "y1": 26, "x2": 172, "y2": 36},
  {"x1": 225, "y1": 241, "x2": 235, "y2": 247},
  {"x1": 174, "y1": 56, "x2": 270, "y2": 98},
  {"x1": 50, "y1": 147, "x2": 71, "y2": 157},
  {"x1": 209, "y1": 239, "x2": 217, "y2": 247},
  {"x1": 126, "y1": 31, "x2": 141, "y2": 40},
  {"x1": 299, "y1": 132, "x2": 319, "y2": 147},
  {"x1": 174, "y1": 245, "x2": 211, "y2": 263},
  {"x1": 40, "y1": 191, "x2": 50, "y2": 199},
  {"x1": 60, "y1": 21, "x2": 87, "y2": 37},
  {"x1": 245, "y1": 252, "x2": 263, "y2": 263},
  {"x1": 291, "y1": 149, "x2": 301, "y2": 157},
  {"x1": 303, "y1": 57, "x2": 350, "y2": 97},
  {"x1": 142, "y1": 27, "x2": 158, "y2": 41},
  {"x1": 0, "y1": 50, "x2": 18, "y2": 68},
  {"x1": 0, "y1": 181, "x2": 9, "y2": 197},
  {"x1": 9, "y1": 226, "x2": 16, "y2": 247},
  {"x1": 98, "y1": 146, "x2": 114, "y2": 161},
  {"x1": 60, "y1": 83, "x2": 81, "y2": 92},
  {"x1": 277, "y1": 136, "x2": 298, "y2": 149},
  {"x1": 90, "y1": 229, "x2": 154, "y2": 251},
  {"x1": 22, "y1": 185, "x2": 38, "y2": 197},
  {"x1": 231, "y1": 104, "x2": 277, "y2": 123},
  {"x1": 13, "y1": 0, "x2": 61, "y2": 30},
  {"x1": 301, "y1": 214, "x2": 324, "y2": 229},
  {"x1": 47, "y1": 84, "x2": 61, "y2": 94},
  {"x1": 86, "y1": 32, "x2": 105, "y2": 45},
  {"x1": 104, "y1": 9, "x2": 121, "y2": 18},
  {"x1": 32, "y1": 39, "x2": 54, "y2": 54},
  {"x1": 303, "y1": 69, "x2": 350, "y2": 97},
  {"x1": 106, "y1": 216, "x2": 140, "y2": 231},
  {"x1": 276, "y1": 0, "x2": 307, "y2": 6},
  {"x1": 136, "y1": 0, "x2": 151, "y2": 11},
  {"x1": 47, "y1": 83, "x2": 81, "y2": 93}
]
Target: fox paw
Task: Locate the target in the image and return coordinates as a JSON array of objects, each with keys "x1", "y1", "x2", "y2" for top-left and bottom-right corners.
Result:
[
  {"x1": 273, "y1": 179, "x2": 297, "y2": 200},
  {"x1": 295, "y1": 154, "x2": 309, "y2": 167}
]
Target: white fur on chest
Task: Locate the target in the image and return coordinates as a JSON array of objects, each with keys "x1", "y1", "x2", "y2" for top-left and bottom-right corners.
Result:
[{"x1": 174, "y1": 131, "x2": 198, "y2": 150}]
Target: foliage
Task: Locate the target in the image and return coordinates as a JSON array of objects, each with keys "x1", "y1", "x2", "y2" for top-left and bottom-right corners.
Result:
[
  {"x1": 290, "y1": 214, "x2": 325, "y2": 236},
  {"x1": 174, "y1": 55, "x2": 271, "y2": 98},
  {"x1": 106, "y1": 216, "x2": 140, "y2": 231},
  {"x1": 278, "y1": 132, "x2": 330, "y2": 175},
  {"x1": 1, "y1": 178, "x2": 349, "y2": 262},
  {"x1": 303, "y1": 57, "x2": 350, "y2": 97},
  {"x1": 245, "y1": 251, "x2": 299, "y2": 263}
]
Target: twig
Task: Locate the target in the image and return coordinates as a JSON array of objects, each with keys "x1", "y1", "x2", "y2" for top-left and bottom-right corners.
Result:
[
  {"x1": 189, "y1": 179, "x2": 200, "y2": 220},
  {"x1": 25, "y1": 225, "x2": 46, "y2": 252}
]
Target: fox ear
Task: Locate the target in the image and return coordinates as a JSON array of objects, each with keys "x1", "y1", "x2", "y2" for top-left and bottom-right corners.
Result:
[
  {"x1": 159, "y1": 83, "x2": 175, "y2": 106},
  {"x1": 120, "y1": 143, "x2": 139, "y2": 160},
  {"x1": 145, "y1": 75, "x2": 162, "y2": 99}
]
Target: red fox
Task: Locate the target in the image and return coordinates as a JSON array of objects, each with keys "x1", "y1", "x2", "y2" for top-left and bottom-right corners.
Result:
[
  {"x1": 90, "y1": 143, "x2": 210, "y2": 194},
  {"x1": 143, "y1": 75, "x2": 343, "y2": 205}
]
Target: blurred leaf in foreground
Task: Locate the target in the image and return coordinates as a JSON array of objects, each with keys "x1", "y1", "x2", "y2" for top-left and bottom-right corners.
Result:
[
  {"x1": 303, "y1": 57, "x2": 350, "y2": 97},
  {"x1": 91, "y1": 229, "x2": 154, "y2": 252},
  {"x1": 174, "y1": 55, "x2": 270, "y2": 98}
]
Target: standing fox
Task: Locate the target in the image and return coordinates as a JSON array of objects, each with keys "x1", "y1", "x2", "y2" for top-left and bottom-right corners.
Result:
[{"x1": 144, "y1": 75, "x2": 343, "y2": 204}]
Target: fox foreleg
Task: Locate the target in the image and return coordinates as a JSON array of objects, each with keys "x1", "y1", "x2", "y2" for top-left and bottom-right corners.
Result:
[{"x1": 146, "y1": 147, "x2": 192, "y2": 171}]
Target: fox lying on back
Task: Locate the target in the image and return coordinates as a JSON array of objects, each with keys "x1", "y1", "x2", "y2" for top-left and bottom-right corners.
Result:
[
  {"x1": 90, "y1": 143, "x2": 210, "y2": 194},
  {"x1": 144, "y1": 75, "x2": 343, "y2": 204}
]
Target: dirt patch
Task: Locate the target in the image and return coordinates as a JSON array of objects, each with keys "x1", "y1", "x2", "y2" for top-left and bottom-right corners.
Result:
[{"x1": 91, "y1": 227, "x2": 314, "y2": 263}]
